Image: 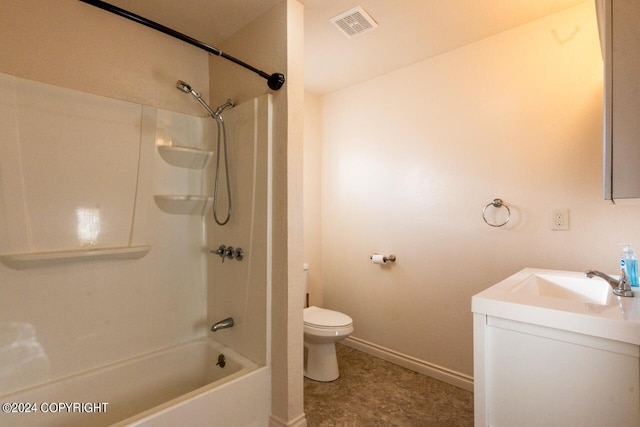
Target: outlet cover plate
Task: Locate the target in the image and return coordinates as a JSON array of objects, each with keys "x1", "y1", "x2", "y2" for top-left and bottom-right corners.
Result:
[{"x1": 552, "y1": 209, "x2": 569, "y2": 230}]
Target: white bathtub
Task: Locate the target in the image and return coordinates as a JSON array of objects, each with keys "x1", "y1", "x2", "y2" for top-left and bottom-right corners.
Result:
[{"x1": 0, "y1": 338, "x2": 270, "y2": 427}]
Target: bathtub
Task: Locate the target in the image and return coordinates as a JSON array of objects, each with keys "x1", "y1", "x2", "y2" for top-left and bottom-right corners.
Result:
[{"x1": 0, "y1": 338, "x2": 270, "y2": 427}]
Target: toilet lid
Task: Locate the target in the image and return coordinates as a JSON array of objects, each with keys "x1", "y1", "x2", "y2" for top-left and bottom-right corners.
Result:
[{"x1": 304, "y1": 306, "x2": 352, "y2": 328}]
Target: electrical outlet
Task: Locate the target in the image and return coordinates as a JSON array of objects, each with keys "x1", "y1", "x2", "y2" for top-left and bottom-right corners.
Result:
[{"x1": 552, "y1": 209, "x2": 569, "y2": 230}]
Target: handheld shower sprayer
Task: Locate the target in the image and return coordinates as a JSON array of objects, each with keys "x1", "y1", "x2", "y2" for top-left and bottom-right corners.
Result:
[
  {"x1": 176, "y1": 80, "x2": 234, "y2": 121},
  {"x1": 175, "y1": 80, "x2": 219, "y2": 119},
  {"x1": 175, "y1": 80, "x2": 234, "y2": 226},
  {"x1": 176, "y1": 80, "x2": 192, "y2": 93}
]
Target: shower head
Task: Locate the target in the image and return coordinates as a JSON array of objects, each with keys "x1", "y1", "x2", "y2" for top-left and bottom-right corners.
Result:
[
  {"x1": 175, "y1": 80, "x2": 217, "y2": 118},
  {"x1": 176, "y1": 80, "x2": 192, "y2": 94}
]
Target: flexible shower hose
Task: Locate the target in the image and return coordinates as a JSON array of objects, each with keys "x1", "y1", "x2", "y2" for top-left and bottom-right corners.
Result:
[{"x1": 212, "y1": 116, "x2": 231, "y2": 226}]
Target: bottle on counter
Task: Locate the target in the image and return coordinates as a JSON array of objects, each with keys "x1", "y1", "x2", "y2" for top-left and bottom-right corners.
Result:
[{"x1": 620, "y1": 244, "x2": 639, "y2": 288}]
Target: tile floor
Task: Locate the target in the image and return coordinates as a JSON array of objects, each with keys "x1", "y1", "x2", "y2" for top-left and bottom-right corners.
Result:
[{"x1": 304, "y1": 344, "x2": 474, "y2": 426}]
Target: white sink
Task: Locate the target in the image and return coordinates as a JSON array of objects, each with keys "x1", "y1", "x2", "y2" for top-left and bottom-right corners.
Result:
[
  {"x1": 511, "y1": 273, "x2": 611, "y2": 305},
  {"x1": 472, "y1": 268, "x2": 640, "y2": 346}
]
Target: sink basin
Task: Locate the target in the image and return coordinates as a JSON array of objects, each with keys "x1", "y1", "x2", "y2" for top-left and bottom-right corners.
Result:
[
  {"x1": 511, "y1": 273, "x2": 611, "y2": 305},
  {"x1": 472, "y1": 267, "x2": 640, "y2": 354}
]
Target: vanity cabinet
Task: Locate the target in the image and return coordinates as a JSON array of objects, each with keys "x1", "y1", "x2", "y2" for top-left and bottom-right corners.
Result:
[
  {"x1": 472, "y1": 268, "x2": 640, "y2": 427},
  {"x1": 599, "y1": 0, "x2": 640, "y2": 201},
  {"x1": 473, "y1": 314, "x2": 639, "y2": 427}
]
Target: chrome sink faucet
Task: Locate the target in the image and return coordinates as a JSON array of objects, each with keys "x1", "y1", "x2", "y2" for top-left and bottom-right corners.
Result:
[
  {"x1": 211, "y1": 317, "x2": 234, "y2": 332},
  {"x1": 585, "y1": 269, "x2": 634, "y2": 297}
]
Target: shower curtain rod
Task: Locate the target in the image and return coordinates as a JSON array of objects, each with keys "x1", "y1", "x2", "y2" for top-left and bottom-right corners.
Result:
[{"x1": 78, "y1": 0, "x2": 286, "y2": 91}]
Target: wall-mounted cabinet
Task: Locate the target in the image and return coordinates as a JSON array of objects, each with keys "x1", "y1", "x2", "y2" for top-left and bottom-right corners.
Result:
[{"x1": 599, "y1": 0, "x2": 640, "y2": 202}]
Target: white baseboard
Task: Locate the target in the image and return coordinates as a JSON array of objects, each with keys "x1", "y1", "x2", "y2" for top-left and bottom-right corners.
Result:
[
  {"x1": 269, "y1": 412, "x2": 307, "y2": 427},
  {"x1": 342, "y1": 336, "x2": 473, "y2": 392}
]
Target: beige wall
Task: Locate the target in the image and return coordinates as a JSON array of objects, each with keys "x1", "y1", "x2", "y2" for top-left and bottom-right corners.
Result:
[
  {"x1": 308, "y1": 2, "x2": 638, "y2": 379},
  {"x1": 303, "y1": 92, "x2": 323, "y2": 307},
  {"x1": 0, "y1": 0, "x2": 209, "y2": 115},
  {"x1": 210, "y1": 1, "x2": 306, "y2": 425}
]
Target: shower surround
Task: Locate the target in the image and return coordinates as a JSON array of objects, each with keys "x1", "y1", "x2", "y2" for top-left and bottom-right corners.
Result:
[{"x1": 0, "y1": 73, "x2": 272, "y2": 425}]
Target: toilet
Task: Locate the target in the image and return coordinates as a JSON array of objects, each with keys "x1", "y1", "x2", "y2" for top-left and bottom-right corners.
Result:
[{"x1": 303, "y1": 263, "x2": 354, "y2": 382}]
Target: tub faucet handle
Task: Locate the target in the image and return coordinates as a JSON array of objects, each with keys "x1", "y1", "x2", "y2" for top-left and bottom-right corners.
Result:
[
  {"x1": 210, "y1": 244, "x2": 244, "y2": 263},
  {"x1": 223, "y1": 246, "x2": 236, "y2": 263},
  {"x1": 211, "y1": 245, "x2": 226, "y2": 262}
]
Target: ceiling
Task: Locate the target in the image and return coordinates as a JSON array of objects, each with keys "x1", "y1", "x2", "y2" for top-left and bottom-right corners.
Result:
[{"x1": 97, "y1": 0, "x2": 589, "y2": 94}]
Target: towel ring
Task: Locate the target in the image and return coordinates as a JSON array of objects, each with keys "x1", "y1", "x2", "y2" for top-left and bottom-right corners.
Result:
[{"x1": 482, "y1": 198, "x2": 511, "y2": 227}]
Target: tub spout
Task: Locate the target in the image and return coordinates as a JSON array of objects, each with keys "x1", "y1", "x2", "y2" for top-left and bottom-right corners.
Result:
[{"x1": 211, "y1": 317, "x2": 234, "y2": 332}]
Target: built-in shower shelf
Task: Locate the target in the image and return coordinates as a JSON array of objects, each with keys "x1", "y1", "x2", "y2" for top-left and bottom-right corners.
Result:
[
  {"x1": 154, "y1": 195, "x2": 211, "y2": 215},
  {"x1": 0, "y1": 245, "x2": 151, "y2": 269},
  {"x1": 157, "y1": 145, "x2": 213, "y2": 169}
]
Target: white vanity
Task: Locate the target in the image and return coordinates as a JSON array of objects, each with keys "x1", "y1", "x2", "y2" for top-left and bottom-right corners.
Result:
[{"x1": 472, "y1": 268, "x2": 640, "y2": 427}]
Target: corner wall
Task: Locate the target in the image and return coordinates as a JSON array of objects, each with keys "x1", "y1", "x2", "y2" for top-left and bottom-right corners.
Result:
[
  {"x1": 303, "y1": 92, "x2": 323, "y2": 308},
  {"x1": 315, "y1": 2, "x2": 632, "y2": 380},
  {"x1": 209, "y1": 0, "x2": 306, "y2": 425}
]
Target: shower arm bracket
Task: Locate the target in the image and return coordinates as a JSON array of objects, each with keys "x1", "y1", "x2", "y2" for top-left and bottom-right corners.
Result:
[{"x1": 78, "y1": 0, "x2": 286, "y2": 90}]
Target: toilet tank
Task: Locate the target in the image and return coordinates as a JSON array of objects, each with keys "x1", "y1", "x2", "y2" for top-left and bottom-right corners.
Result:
[{"x1": 303, "y1": 263, "x2": 309, "y2": 308}]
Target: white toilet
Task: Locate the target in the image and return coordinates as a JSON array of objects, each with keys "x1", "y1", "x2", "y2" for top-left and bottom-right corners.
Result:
[{"x1": 303, "y1": 263, "x2": 354, "y2": 382}]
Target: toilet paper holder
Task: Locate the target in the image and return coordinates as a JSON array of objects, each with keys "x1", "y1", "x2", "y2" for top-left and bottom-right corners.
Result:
[{"x1": 370, "y1": 254, "x2": 396, "y2": 263}]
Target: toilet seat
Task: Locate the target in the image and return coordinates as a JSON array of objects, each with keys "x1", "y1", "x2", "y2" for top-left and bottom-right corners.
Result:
[{"x1": 304, "y1": 306, "x2": 352, "y2": 328}]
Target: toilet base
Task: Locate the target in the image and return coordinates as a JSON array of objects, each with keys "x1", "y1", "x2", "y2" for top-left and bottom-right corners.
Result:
[{"x1": 304, "y1": 341, "x2": 339, "y2": 382}]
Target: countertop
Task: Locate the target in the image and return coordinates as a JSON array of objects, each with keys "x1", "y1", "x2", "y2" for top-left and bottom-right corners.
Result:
[{"x1": 472, "y1": 268, "x2": 640, "y2": 345}]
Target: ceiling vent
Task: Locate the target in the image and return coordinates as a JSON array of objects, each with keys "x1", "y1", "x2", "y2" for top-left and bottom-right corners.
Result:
[{"x1": 330, "y1": 6, "x2": 378, "y2": 38}]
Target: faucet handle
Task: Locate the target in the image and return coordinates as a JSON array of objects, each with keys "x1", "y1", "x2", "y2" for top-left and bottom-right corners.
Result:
[
  {"x1": 615, "y1": 269, "x2": 634, "y2": 297},
  {"x1": 210, "y1": 244, "x2": 244, "y2": 263},
  {"x1": 619, "y1": 269, "x2": 630, "y2": 288},
  {"x1": 223, "y1": 246, "x2": 235, "y2": 263},
  {"x1": 210, "y1": 245, "x2": 227, "y2": 263},
  {"x1": 211, "y1": 244, "x2": 225, "y2": 256}
]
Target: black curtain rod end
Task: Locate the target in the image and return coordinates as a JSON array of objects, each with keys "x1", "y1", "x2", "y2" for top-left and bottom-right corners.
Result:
[{"x1": 268, "y1": 73, "x2": 286, "y2": 91}]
